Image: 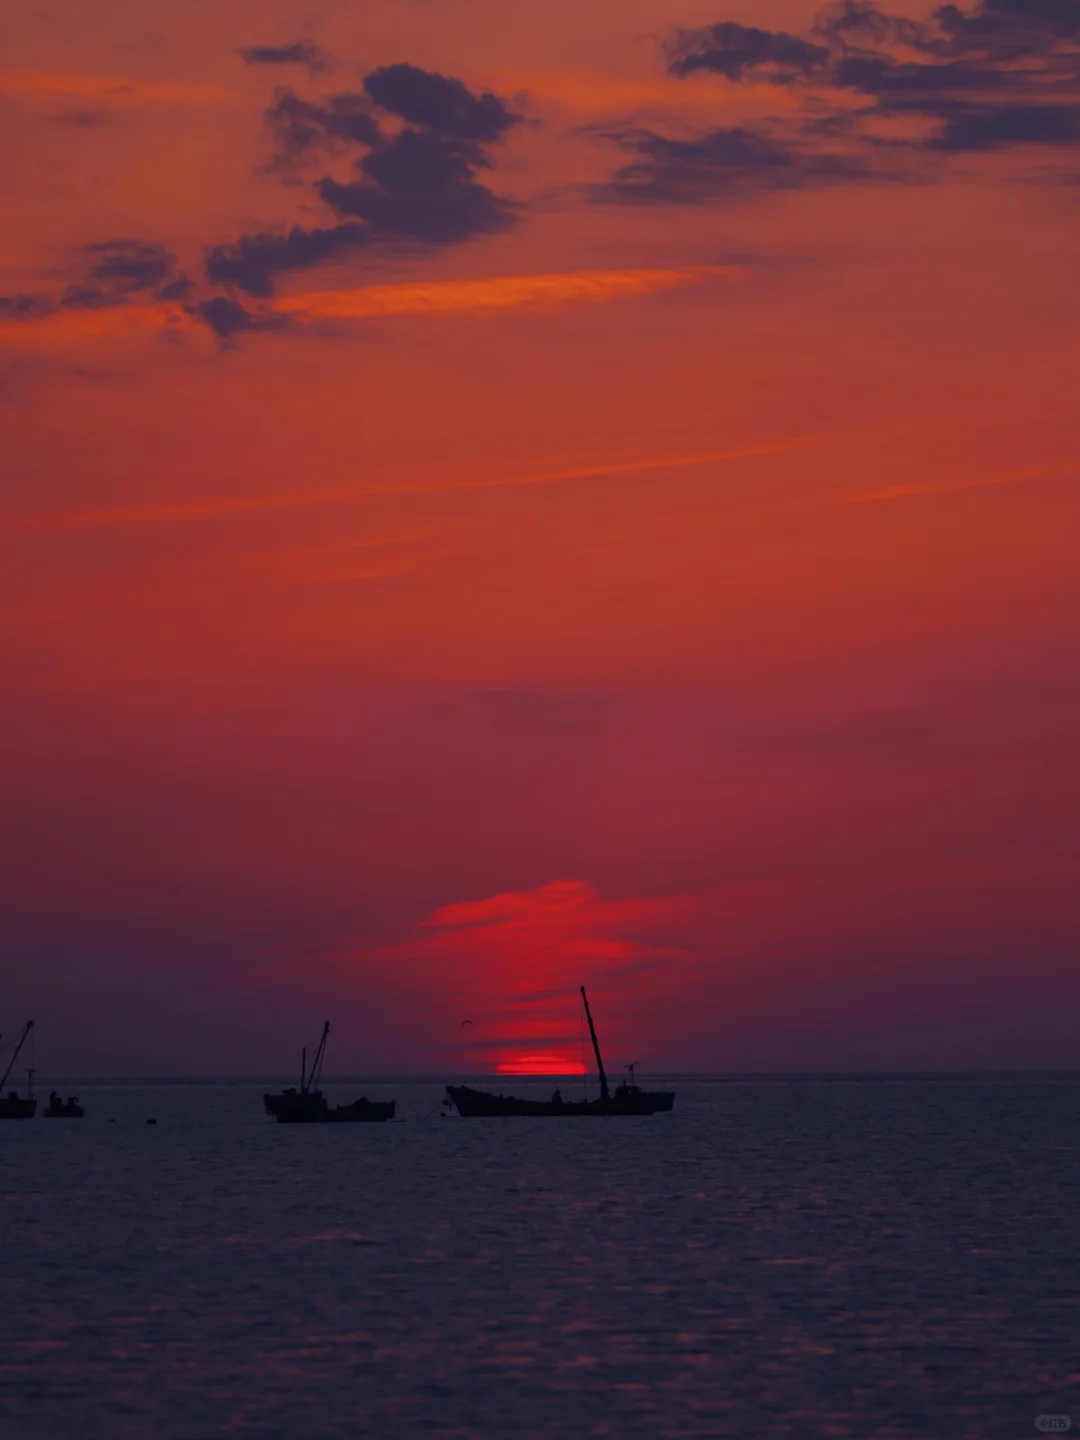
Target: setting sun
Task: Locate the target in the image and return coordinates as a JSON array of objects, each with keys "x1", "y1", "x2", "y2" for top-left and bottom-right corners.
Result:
[{"x1": 495, "y1": 1056, "x2": 588, "y2": 1077}]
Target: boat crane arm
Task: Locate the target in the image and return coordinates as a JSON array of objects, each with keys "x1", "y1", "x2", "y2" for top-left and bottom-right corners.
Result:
[
  {"x1": 0, "y1": 1020, "x2": 34, "y2": 1091},
  {"x1": 580, "y1": 988, "x2": 610, "y2": 1101},
  {"x1": 308, "y1": 1022, "x2": 330, "y2": 1092}
]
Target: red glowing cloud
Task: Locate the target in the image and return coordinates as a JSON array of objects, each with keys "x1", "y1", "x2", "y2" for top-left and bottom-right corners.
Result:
[
  {"x1": 363, "y1": 880, "x2": 695, "y2": 1075},
  {"x1": 495, "y1": 1055, "x2": 587, "y2": 1076}
]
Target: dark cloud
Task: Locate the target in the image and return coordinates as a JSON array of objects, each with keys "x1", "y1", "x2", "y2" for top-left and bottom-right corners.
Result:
[
  {"x1": 598, "y1": 124, "x2": 871, "y2": 203},
  {"x1": 679, "y1": 0, "x2": 1080, "y2": 82},
  {"x1": 53, "y1": 109, "x2": 110, "y2": 128},
  {"x1": 616, "y1": 0, "x2": 1080, "y2": 204},
  {"x1": 811, "y1": 0, "x2": 1080, "y2": 57},
  {"x1": 263, "y1": 68, "x2": 519, "y2": 159},
  {"x1": 318, "y1": 128, "x2": 517, "y2": 241},
  {"x1": 822, "y1": 1, "x2": 1080, "y2": 147},
  {"x1": 157, "y1": 275, "x2": 195, "y2": 302},
  {"x1": 85, "y1": 239, "x2": 176, "y2": 294},
  {"x1": 205, "y1": 223, "x2": 366, "y2": 297},
  {"x1": 931, "y1": 100, "x2": 1080, "y2": 149},
  {"x1": 667, "y1": 22, "x2": 829, "y2": 81},
  {"x1": 196, "y1": 297, "x2": 289, "y2": 338},
  {"x1": 361, "y1": 63, "x2": 521, "y2": 141},
  {"x1": 599, "y1": 126, "x2": 800, "y2": 203},
  {"x1": 266, "y1": 90, "x2": 381, "y2": 154},
  {"x1": 4, "y1": 65, "x2": 523, "y2": 340},
  {"x1": 812, "y1": 1, "x2": 928, "y2": 49},
  {"x1": 236, "y1": 42, "x2": 331, "y2": 75},
  {"x1": 0, "y1": 293, "x2": 55, "y2": 320},
  {"x1": 60, "y1": 285, "x2": 115, "y2": 310},
  {"x1": 1, "y1": 240, "x2": 200, "y2": 334},
  {"x1": 932, "y1": 0, "x2": 1080, "y2": 58},
  {"x1": 832, "y1": 54, "x2": 1012, "y2": 95},
  {"x1": 206, "y1": 66, "x2": 521, "y2": 296},
  {"x1": 58, "y1": 240, "x2": 183, "y2": 309}
]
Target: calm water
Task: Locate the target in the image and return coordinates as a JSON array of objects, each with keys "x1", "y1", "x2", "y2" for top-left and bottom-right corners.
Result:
[{"x1": 1, "y1": 1077, "x2": 1078, "y2": 1438}]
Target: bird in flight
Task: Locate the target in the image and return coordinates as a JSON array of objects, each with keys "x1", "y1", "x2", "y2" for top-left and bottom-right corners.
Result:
[{"x1": 460, "y1": 1019, "x2": 474, "y2": 1027}]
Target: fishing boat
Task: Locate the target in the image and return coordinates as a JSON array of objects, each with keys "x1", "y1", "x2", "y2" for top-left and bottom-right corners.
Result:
[
  {"x1": 445, "y1": 988, "x2": 675, "y2": 1118},
  {"x1": 264, "y1": 1022, "x2": 396, "y2": 1124},
  {"x1": 0, "y1": 1021, "x2": 37, "y2": 1119},
  {"x1": 324, "y1": 1096, "x2": 397, "y2": 1123},
  {"x1": 45, "y1": 1092, "x2": 85, "y2": 1118}
]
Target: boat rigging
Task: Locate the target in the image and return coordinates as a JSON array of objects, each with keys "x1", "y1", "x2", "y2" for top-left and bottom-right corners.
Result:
[
  {"x1": 445, "y1": 987, "x2": 675, "y2": 1118},
  {"x1": 0, "y1": 1020, "x2": 37, "y2": 1120},
  {"x1": 263, "y1": 1022, "x2": 396, "y2": 1124}
]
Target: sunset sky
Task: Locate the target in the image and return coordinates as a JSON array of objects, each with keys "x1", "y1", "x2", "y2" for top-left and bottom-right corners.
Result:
[{"x1": 2, "y1": 0, "x2": 1078, "y2": 1077}]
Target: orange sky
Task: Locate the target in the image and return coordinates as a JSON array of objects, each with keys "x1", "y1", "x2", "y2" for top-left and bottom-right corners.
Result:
[{"x1": 2, "y1": 0, "x2": 1079, "y2": 1075}]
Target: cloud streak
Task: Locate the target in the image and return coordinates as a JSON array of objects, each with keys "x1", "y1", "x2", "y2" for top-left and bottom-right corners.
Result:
[
  {"x1": 0, "y1": 68, "x2": 238, "y2": 107},
  {"x1": 275, "y1": 263, "x2": 739, "y2": 321},
  {"x1": 835, "y1": 462, "x2": 1079, "y2": 504},
  {"x1": 0, "y1": 263, "x2": 739, "y2": 350},
  {"x1": 235, "y1": 42, "x2": 332, "y2": 75},
  {"x1": 0, "y1": 301, "x2": 194, "y2": 349},
  {"x1": 0, "y1": 434, "x2": 818, "y2": 534}
]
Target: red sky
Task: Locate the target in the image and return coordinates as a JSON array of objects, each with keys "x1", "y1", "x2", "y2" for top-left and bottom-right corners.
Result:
[{"x1": 2, "y1": 0, "x2": 1079, "y2": 1076}]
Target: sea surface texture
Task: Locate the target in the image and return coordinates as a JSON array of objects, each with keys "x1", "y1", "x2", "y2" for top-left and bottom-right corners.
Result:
[{"x1": 1, "y1": 1077, "x2": 1077, "y2": 1439}]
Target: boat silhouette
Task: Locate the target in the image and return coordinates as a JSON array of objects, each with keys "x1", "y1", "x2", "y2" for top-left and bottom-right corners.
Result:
[
  {"x1": 445, "y1": 988, "x2": 675, "y2": 1117},
  {"x1": 45, "y1": 1092, "x2": 85, "y2": 1118},
  {"x1": 264, "y1": 1022, "x2": 396, "y2": 1123},
  {"x1": 0, "y1": 1021, "x2": 37, "y2": 1119}
]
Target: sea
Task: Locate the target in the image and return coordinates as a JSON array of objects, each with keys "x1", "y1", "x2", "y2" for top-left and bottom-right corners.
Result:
[{"x1": 1, "y1": 1076, "x2": 1077, "y2": 1439}]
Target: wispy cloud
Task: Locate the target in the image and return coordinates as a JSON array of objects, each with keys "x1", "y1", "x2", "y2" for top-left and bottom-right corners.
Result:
[
  {"x1": 276, "y1": 264, "x2": 739, "y2": 321},
  {"x1": 0, "y1": 68, "x2": 239, "y2": 107},
  {"x1": 0, "y1": 264, "x2": 742, "y2": 351},
  {"x1": 235, "y1": 42, "x2": 333, "y2": 76},
  {"x1": 480, "y1": 67, "x2": 800, "y2": 118},
  {"x1": 2, "y1": 436, "x2": 820, "y2": 535},
  {"x1": 837, "y1": 463, "x2": 1078, "y2": 505},
  {"x1": 0, "y1": 302, "x2": 197, "y2": 351}
]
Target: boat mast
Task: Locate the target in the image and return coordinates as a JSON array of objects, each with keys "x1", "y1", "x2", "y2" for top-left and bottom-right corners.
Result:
[
  {"x1": 579, "y1": 988, "x2": 609, "y2": 1101},
  {"x1": 0, "y1": 1020, "x2": 34, "y2": 1092},
  {"x1": 307, "y1": 1022, "x2": 330, "y2": 1093}
]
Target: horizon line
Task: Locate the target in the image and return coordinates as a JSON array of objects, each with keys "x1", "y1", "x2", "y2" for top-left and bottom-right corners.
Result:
[{"x1": 28, "y1": 1068, "x2": 1080, "y2": 1085}]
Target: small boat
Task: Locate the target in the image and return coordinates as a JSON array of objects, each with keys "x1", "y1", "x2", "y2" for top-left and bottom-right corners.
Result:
[
  {"x1": 445, "y1": 988, "x2": 675, "y2": 1118},
  {"x1": 0, "y1": 1021, "x2": 37, "y2": 1120},
  {"x1": 264, "y1": 1022, "x2": 396, "y2": 1124},
  {"x1": 325, "y1": 1097, "x2": 397, "y2": 1123},
  {"x1": 45, "y1": 1092, "x2": 85, "y2": 1119}
]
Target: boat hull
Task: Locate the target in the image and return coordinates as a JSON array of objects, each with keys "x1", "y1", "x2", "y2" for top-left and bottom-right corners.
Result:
[
  {"x1": 264, "y1": 1089, "x2": 327, "y2": 1122},
  {"x1": 644, "y1": 1090, "x2": 676, "y2": 1113},
  {"x1": 446, "y1": 1084, "x2": 675, "y2": 1118},
  {"x1": 326, "y1": 1099, "x2": 396, "y2": 1123},
  {"x1": 264, "y1": 1090, "x2": 396, "y2": 1123},
  {"x1": 0, "y1": 1094, "x2": 37, "y2": 1119}
]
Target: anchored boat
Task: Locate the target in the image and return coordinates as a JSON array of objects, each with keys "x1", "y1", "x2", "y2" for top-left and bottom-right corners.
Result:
[
  {"x1": 445, "y1": 987, "x2": 675, "y2": 1118},
  {"x1": 264, "y1": 1022, "x2": 396, "y2": 1124},
  {"x1": 45, "y1": 1092, "x2": 85, "y2": 1118},
  {"x1": 0, "y1": 1021, "x2": 37, "y2": 1119}
]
